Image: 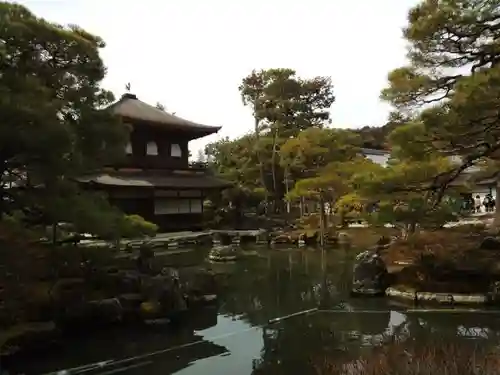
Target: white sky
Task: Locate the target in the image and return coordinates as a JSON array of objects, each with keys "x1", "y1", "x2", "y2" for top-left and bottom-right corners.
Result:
[{"x1": 15, "y1": 0, "x2": 418, "y2": 156}]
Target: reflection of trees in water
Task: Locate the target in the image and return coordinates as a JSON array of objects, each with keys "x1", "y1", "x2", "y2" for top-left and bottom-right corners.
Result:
[
  {"x1": 252, "y1": 314, "x2": 358, "y2": 375},
  {"x1": 218, "y1": 250, "x2": 500, "y2": 374},
  {"x1": 5, "y1": 308, "x2": 226, "y2": 375},
  {"x1": 219, "y1": 251, "x2": 352, "y2": 326}
]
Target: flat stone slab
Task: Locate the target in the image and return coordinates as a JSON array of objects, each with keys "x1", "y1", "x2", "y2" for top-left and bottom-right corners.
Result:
[
  {"x1": 211, "y1": 229, "x2": 267, "y2": 236},
  {"x1": 79, "y1": 229, "x2": 268, "y2": 251},
  {"x1": 386, "y1": 285, "x2": 489, "y2": 305}
]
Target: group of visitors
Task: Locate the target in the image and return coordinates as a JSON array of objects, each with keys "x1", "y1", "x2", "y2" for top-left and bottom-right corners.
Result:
[{"x1": 467, "y1": 194, "x2": 496, "y2": 213}]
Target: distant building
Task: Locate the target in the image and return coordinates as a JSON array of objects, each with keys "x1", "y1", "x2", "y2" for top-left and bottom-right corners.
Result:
[{"x1": 361, "y1": 148, "x2": 389, "y2": 167}]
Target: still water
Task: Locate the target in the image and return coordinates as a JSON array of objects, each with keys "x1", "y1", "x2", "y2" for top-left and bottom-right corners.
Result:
[{"x1": 6, "y1": 248, "x2": 500, "y2": 374}]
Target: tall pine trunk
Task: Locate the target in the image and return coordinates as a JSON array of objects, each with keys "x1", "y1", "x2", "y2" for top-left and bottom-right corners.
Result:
[
  {"x1": 271, "y1": 128, "x2": 279, "y2": 213},
  {"x1": 496, "y1": 174, "x2": 500, "y2": 228},
  {"x1": 254, "y1": 116, "x2": 269, "y2": 213},
  {"x1": 319, "y1": 194, "x2": 327, "y2": 247}
]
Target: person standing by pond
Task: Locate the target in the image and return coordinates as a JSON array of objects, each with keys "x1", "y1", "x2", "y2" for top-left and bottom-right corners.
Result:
[
  {"x1": 475, "y1": 195, "x2": 482, "y2": 213},
  {"x1": 483, "y1": 194, "x2": 495, "y2": 213}
]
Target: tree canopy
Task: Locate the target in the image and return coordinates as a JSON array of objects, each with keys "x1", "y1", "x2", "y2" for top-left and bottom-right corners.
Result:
[
  {"x1": 353, "y1": 122, "x2": 459, "y2": 237},
  {"x1": 235, "y1": 69, "x2": 336, "y2": 208},
  {"x1": 381, "y1": 0, "x2": 500, "y2": 193},
  {"x1": 0, "y1": 2, "x2": 156, "y2": 239}
]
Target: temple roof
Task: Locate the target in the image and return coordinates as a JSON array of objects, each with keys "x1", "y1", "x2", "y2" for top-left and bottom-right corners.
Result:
[
  {"x1": 107, "y1": 93, "x2": 221, "y2": 137},
  {"x1": 77, "y1": 170, "x2": 232, "y2": 189}
]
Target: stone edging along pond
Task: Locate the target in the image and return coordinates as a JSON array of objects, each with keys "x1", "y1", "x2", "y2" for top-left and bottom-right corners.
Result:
[{"x1": 386, "y1": 285, "x2": 489, "y2": 305}]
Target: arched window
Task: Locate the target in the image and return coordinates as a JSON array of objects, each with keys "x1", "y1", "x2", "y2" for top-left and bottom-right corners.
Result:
[
  {"x1": 146, "y1": 141, "x2": 158, "y2": 156},
  {"x1": 125, "y1": 142, "x2": 133, "y2": 155},
  {"x1": 171, "y1": 143, "x2": 182, "y2": 158}
]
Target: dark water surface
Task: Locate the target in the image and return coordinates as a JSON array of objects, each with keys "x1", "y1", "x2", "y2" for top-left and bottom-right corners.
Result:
[{"x1": 5, "y1": 247, "x2": 500, "y2": 375}]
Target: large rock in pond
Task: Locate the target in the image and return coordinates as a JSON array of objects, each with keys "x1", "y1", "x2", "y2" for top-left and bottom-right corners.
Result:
[
  {"x1": 351, "y1": 250, "x2": 389, "y2": 296},
  {"x1": 480, "y1": 236, "x2": 500, "y2": 250},
  {"x1": 140, "y1": 270, "x2": 187, "y2": 314},
  {"x1": 54, "y1": 297, "x2": 124, "y2": 331},
  {"x1": 208, "y1": 245, "x2": 239, "y2": 262},
  {"x1": 298, "y1": 232, "x2": 319, "y2": 246},
  {"x1": 270, "y1": 232, "x2": 293, "y2": 245}
]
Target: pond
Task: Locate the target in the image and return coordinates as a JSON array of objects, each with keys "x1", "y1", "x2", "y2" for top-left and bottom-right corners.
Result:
[{"x1": 4, "y1": 247, "x2": 500, "y2": 375}]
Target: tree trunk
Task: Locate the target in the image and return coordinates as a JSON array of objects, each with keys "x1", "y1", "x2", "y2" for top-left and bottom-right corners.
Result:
[
  {"x1": 271, "y1": 129, "x2": 278, "y2": 205},
  {"x1": 284, "y1": 167, "x2": 290, "y2": 214},
  {"x1": 496, "y1": 173, "x2": 500, "y2": 227},
  {"x1": 401, "y1": 222, "x2": 417, "y2": 241},
  {"x1": 319, "y1": 194, "x2": 326, "y2": 247},
  {"x1": 339, "y1": 208, "x2": 347, "y2": 228},
  {"x1": 52, "y1": 223, "x2": 57, "y2": 246},
  {"x1": 254, "y1": 116, "x2": 269, "y2": 213}
]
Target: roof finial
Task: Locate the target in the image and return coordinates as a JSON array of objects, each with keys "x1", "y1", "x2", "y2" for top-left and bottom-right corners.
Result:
[{"x1": 125, "y1": 82, "x2": 131, "y2": 92}]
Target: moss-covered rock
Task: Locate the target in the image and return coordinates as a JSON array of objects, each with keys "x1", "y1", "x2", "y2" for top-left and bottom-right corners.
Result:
[{"x1": 208, "y1": 245, "x2": 239, "y2": 262}]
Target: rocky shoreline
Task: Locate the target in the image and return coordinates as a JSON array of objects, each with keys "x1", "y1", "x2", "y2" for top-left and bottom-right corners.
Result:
[
  {"x1": 0, "y1": 245, "x2": 225, "y2": 358},
  {"x1": 351, "y1": 233, "x2": 500, "y2": 306},
  {"x1": 386, "y1": 286, "x2": 490, "y2": 305}
]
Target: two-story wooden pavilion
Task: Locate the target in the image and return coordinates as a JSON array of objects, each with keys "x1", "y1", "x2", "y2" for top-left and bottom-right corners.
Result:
[{"x1": 77, "y1": 93, "x2": 231, "y2": 231}]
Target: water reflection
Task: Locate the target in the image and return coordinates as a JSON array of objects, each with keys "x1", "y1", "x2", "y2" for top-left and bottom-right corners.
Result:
[{"x1": 5, "y1": 247, "x2": 500, "y2": 374}]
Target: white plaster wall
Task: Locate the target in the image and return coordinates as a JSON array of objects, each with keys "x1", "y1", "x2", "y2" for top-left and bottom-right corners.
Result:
[{"x1": 365, "y1": 153, "x2": 389, "y2": 167}]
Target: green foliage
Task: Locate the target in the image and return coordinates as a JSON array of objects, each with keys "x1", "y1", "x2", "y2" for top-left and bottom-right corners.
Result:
[
  {"x1": 0, "y1": 2, "x2": 156, "y2": 240},
  {"x1": 381, "y1": 0, "x2": 500, "y2": 190},
  {"x1": 239, "y1": 69, "x2": 335, "y2": 135},
  {"x1": 287, "y1": 158, "x2": 376, "y2": 202},
  {"x1": 366, "y1": 198, "x2": 457, "y2": 231},
  {"x1": 235, "y1": 69, "x2": 336, "y2": 204},
  {"x1": 205, "y1": 135, "x2": 262, "y2": 189},
  {"x1": 355, "y1": 122, "x2": 459, "y2": 234},
  {"x1": 114, "y1": 215, "x2": 158, "y2": 239},
  {"x1": 280, "y1": 127, "x2": 361, "y2": 179}
]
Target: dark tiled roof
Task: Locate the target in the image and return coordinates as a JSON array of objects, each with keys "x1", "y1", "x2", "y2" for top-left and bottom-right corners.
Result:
[
  {"x1": 77, "y1": 170, "x2": 232, "y2": 189},
  {"x1": 108, "y1": 93, "x2": 221, "y2": 135}
]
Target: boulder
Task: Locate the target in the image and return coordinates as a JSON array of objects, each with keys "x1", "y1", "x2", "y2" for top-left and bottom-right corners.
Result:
[
  {"x1": 270, "y1": 234, "x2": 292, "y2": 245},
  {"x1": 337, "y1": 232, "x2": 351, "y2": 246},
  {"x1": 115, "y1": 270, "x2": 143, "y2": 294},
  {"x1": 0, "y1": 322, "x2": 58, "y2": 357},
  {"x1": 49, "y1": 278, "x2": 87, "y2": 305},
  {"x1": 141, "y1": 273, "x2": 187, "y2": 314},
  {"x1": 480, "y1": 236, "x2": 500, "y2": 250},
  {"x1": 351, "y1": 250, "x2": 390, "y2": 296},
  {"x1": 208, "y1": 245, "x2": 239, "y2": 262},
  {"x1": 54, "y1": 297, "x2": 124, "y2": 330},
  {"x1": 298, "y1": 232, "x2": 319, "y2": 246},
  {"x1": 117, "y1": 293, "x2": 144, "y2": 319},
  {"x1": 88, "y1": 298, "x2": 124, "y2": 323}
]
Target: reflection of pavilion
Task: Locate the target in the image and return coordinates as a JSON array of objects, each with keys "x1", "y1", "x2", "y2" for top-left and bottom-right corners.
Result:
[{"x1": 5, "y1": 308, "x2": 226, "y2": 375}]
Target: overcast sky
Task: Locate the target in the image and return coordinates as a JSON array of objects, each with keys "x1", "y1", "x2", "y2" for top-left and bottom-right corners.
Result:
[{"x1": 15, "y1": 0, "x2": 419, "y2": 156}]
